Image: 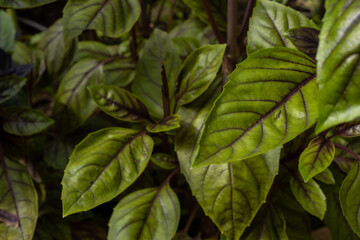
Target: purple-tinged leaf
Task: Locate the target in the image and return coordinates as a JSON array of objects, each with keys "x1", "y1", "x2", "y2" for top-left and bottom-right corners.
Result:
[
  {"x1": 285, "y1": 27, "x2": 319, "y2": 59},
  {"x1": 146, "y1": 114, "x2": 180, "y2": 133}
]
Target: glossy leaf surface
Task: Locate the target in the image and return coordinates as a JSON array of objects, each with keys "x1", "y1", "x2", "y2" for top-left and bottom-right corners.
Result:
[
  {"x1": 0, "y1": 157, "x2": 38, "y2": 240},
  {"x1": 0, "y1": 0, "x2": 55, "y2": 8},
  {"x1": 314, "y1": 168, "x2": 335, "y2": 185},
  {"x1": 176, "y1": 104, "x2": 280, "y2": 239},
  {"x1": 53, "y1": 59, "x2": 104, "y2": 135},
  {"x1": 285, "y1": 27, "x2": 319, "y2": 59},
  {"x1": 340, "y1": 160, "x2": 360, "y2": 237},
  {"x1": 132, "y1": 29, "x2": 181, "y2": 118},
  {"x1": 63, "y1": 0, "x2": 140, "y2": 47},
  {"x1": 298, "y1": 137, "x2": 335, "y2": 182},
  {"x1": 146, "y1": 114, "x2": 180, "y2": 133},
  {"x1": 289, "y1": 174, "x2": 326, "y2": 219},
  {"x1": 247, "y1": 0, "x2": 317, "y2": 54},
  {"x1": 316, "y1": 0, "x2": 360, "y2": 133},
  {"x1": 62, "y1": 128, "x2": 153, "y2": 217},
  {"x1": 0, "y1": 11, "x2": 15, "y2": 52},
  {"x1": 3, "y1": 107, "x2": 54, "y2": 136},
  {"x1": 195, "y1": 47, "x2": 317, "y2": 166},
  {"x1": 88, "y1": 85, "x2": 150, "y2": 122},
  {"x1": 108, "y1": 185, "x2": 180, "y2": 240},
  {"x1": 0, "y1": 76, "x2": 26, "y2": 104},
  {"x1": 176, "y1": 44, "x2": 226, "y2": 105},
  {"x1": 150, "y1": 153, "x2": 177, "y2": 170}
]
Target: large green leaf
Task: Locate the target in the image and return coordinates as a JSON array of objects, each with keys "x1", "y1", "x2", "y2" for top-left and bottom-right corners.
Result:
[
  {"x1": 53, "y1": 59, "x2": 104, "y2": 135},
  {"x1": 63, "y1": 0, "x2": 140, "y2": 47},
  {"x1": 88, "y1": 85, "x2": 151, "y2": 122},
  {"x1": 62, "y1": 128, "x2": 153, "y2": 217},
  {"x1": 298, "y1": 137, "x2": 335, "y2": 182},
  {"x1": 289, "y1": 174, "x2": 326, "y2": 219},
  {"x1": 340, "y1": 160, "x2": 360, "y2": 237},
  {"x1": 0, "y1": 157, "x2": 38, "y2": 240},
  {"x1": 285, "y1": 27, "x2": 319, "y2": 59},
  {"x1": 247, "y1": 0, "x2": 317, "y2": 54},
  {"x1": 0, "y1": 11, "x2": 15, "y2": 52},
  {"x1": 176, "y1": 44, "x2": 226, "y2": 105},
  {"x1": 176, "y1": 103, "x2": 280, "y2": 239},
  {"x1": 0, "y1": 76, "x2": 26, "y2": 104},
  {"x1": 2, "y1": 107, "x2": 54, "y2": 136},
  {"x1": 0, "y1": 0, "x2": 55, "y2": 8},
  {"x1": 74, "y1": 41, "x2": 119, "y2": 61},
  {"x1": 315, "y1": 0, "x2": 360, "y2": 133},
  {"x1": 108, "y1": 185, "x2": 180, "y2": 240},
  {"x1": 132, "y1": 29, "x2": 181, "y2": 118},
  {"x1": 194, "y1": 47, "x2": 317, "y2": 166},
  {"x1": 38, "y1": 19, "x2": 76, "y2": 77}
]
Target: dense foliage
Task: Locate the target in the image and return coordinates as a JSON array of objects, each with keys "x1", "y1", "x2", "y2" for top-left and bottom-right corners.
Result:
[{"x1": 0, "y1": 0, "x2": 360, "y2": 239}]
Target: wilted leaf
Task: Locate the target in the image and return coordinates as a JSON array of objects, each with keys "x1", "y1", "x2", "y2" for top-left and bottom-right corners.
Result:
[
  {"x1": 2, "y1": 107, "x2": 54, "y2": 136},
  {"x1": 285, "y1": 27, "x2": 319, "y2": 59},
  {"x1": 289, "y1": 174, "x2": 326, "y2": 219},
  {"x1": 0, "y1": 10, "x2": 15, "y2": 52},
  {"x1": 63, "y1": 0, "x2": 140, "y2": 47},
  {"x1": 314, "y1": 168, "x2": 335, "y2": 185},
  {"x1": 88, "y1": 85, "x2": 151, "y2": 122},
  {"x1": 247, "y1": 0, "x2": 317, "y2": 54},
  {"x1": 298, "y1": 137, "x2": 335, "y2": 182},
  {"x1": 176, "y1": 44, "x2": 226, "y2": 105},
  {"x1": 0, "y1": 157, "x2": 38, "y2": 240},
  {"x1": 108, "y1": 185, "x2": 180, "y2": 240},
  {"x1": 150, "y1": 153, "x2": 177, "y2": 170},
  {"x1": 132, "y1": 29, "x2": 181, "y2": 118},
  {"x1": 340, "y1": 160, "x2": 360, "y2": 237},
  {"x1": 146, "y1": 114, "x2": 180, "y2": 133},
  {"x1": 315, "y1": 0, "x2": 360, "y2": 133},
  {"x1": 0, "y1": 0, "x2": 55, "y2": 8},
  {"x1": 195, "y1": 47, "x2": 317, "y2": 166},
  {"x1": 62, "y1": 128, "x2": 153, "y2": 217},
  {"x1": 0, "y1": 76, "x2": 26, "y2": 104}
]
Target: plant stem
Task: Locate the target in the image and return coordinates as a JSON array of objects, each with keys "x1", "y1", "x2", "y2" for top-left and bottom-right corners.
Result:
[
  {"x1": 130, "y1": 27, "x2": 138, "y2": 63},
  {"x1": 139, "y1": 0, "x2": 151, "y2": 38},
  {"x1": 238, "y1": 0, "x2": 256, "y2": 54},
  {"x1": 161, "y1": 61, "x2": 170, "y2": 118},
  {"x1": 334, "y1": 142, "x2": 360, "y2": 161},
  {"x1": 202, "y1": 0, "x2": 225, "y2": 44},
  {"x1": 226, "y1": 0, "x2": 239, "y2": 71},
  {"x1": 168, "y1": 0, "x2": 175, "y2": 31}
]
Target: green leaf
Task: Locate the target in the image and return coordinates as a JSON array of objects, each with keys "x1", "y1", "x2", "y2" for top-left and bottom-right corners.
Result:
[
  {"x1": 314, "y1": 168, "x2": 335, "y2": 185},
  {"x1": 298, "y1": 137, "x2": 335, "y2": 182},
  {"x1": 44, "y1": 138, "x2": 73, "y2": 170},
  {"x1": 88, "y1": 85, "x2": 151, "y2": 122},
  {"x1": 146, "y1": 114, "x2": 180, "y2": 133},
  {"x1": 315, "y1": 0, "x2": 360, "y2": 133},
  {"x1": 176, "y1": 104, "x2": 280, "y2": 239},
  {"x1": 0, "y1": 0, "x2": 55, "y2": 8},
  {"x1": 63, "y1": 0, "x2": 140, "y2": 47},
  {"x1": 0, "y1": 157, "x2": 38, "y2": 240},
  {"x1": 285, "y1": 27, "x2": 319, "y2": 59},
  {"x1": 53, "y1": 59, "x2": 104, "y2": 135},
  {"x1": 289, "y1": 174, "x2": 326, "y2": 219},
  {"x1": 103, "y1": 58, "x2": 135, "y2": 87},
  {"x1": 247, "y1": 0, "x2": 317, "y2": 54},
  {"x1": 74, "y1": 41, "x2": 119, "y2": 61},
  {"x1": 62, "y1": 128, "x2": 153, "y2": 217},
  {"x1": 176, "y1": 44, "x2": 226, "y2": 105},
  {"x1": 150, "y1": 153, "x2": 177, "y2": 170},
  {"x1": 335, "y1": 121, "x2": 360, "y2": 138},
  {"x1": 340, "y1": 160, "x2": 360, "y2": 237},
  {"x1": 0, "y1": 11, "x2": 15, "y2": 52},
  {"x1": 108, "y1": 185, "x2": 180, "y2": 240},
  {"x1": 2, "y1": 107, "x2": 54, "y2": 136},
  {"x1": 0, "y1": 76, "x2": 26, "y2": 104},
  {"x1": 194, "y1": 47, "x2": 317, "y2": 166},
  {"x1": 38, "y1": 19, "x2": 76, "y2": 77},
  {"x1": 132, "y1": 29, "x2": 181, "y2": 118}
]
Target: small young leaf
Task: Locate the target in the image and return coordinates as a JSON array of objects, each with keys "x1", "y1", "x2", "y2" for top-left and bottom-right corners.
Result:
[
  {"x1": 340, "y1": 160, "x2": 360, "y2": 237},
  {"x1": 108, "y1": 185, "x2": 180, "y2": 240},
  {"x1": 247, "y1": 0, "x2": 317, "y2": 54},
  {"x1": 289, "y1": 174, "x2": 326, "y2": 219},
  {"x1": 146, "y1": 114, "x2": 180, "y2": 133},
  {"x1": 88, "y1": 85, "x2": 150, "y2": 122},
  {"x1": 3, "y1": 107, "x2": 54, "y2": 136},
  {"x1": 0, "y1": 11, "x2": 15, "y2": 52},
  {"x1": 285, "y1": 27, "x2": 319, "y2": 59},
  {"x1": 62, "y1": 128, "x2": 153, "y2": 217},
  {"x1": 298, "y1": 137, "x2": 335, "y2": 182},
  {"x1": 151, "y1": 153, "x2": 177, "y2": 170},
  {"x1": 314, "y1": 168, "x2": 335, "y2": 185},
  {"x1": 176, "y1": 44, "x2": 226, "y2": 105},
  {"x1": 0, "y1": 76, "x2": 26, "y2": 104},
  {"x1": 0, "y1": 0, "x2": 55, "y2": 8},
  {"x1": 63, "y1": 0, "x2": 140, "y2": 47},
  {"x1": 195, "y1": 47, "x2": 317, "y2": 166},
  {"x1": 0, "y1": 157, "x2": 38, "y2": 240},
  {"x1": 315, "y1": 0, "x2": 360, "y2": 133}
]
